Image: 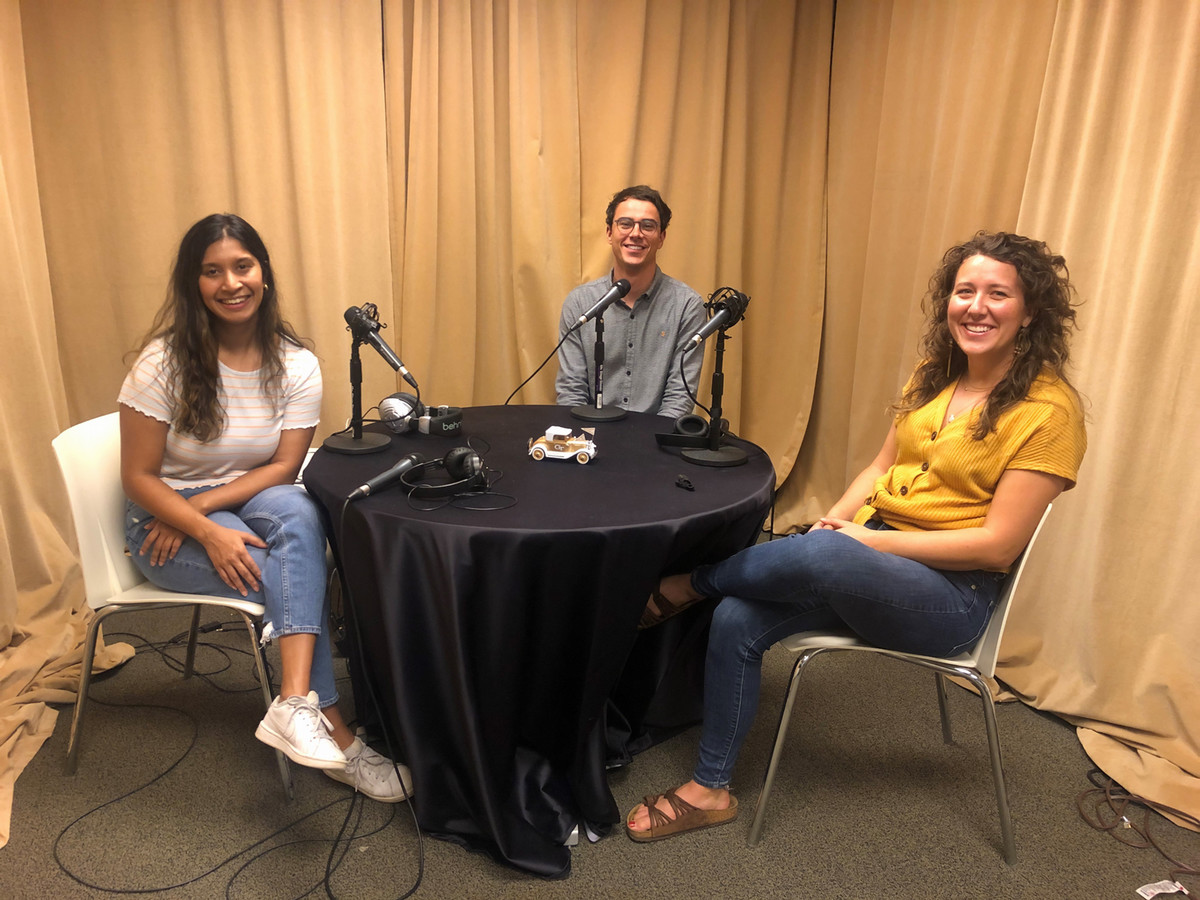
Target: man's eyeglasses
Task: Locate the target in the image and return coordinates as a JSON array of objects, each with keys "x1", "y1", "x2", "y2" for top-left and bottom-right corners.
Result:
[{"x1": 613, "y1": 217, "x2": 661, "y2": 235}]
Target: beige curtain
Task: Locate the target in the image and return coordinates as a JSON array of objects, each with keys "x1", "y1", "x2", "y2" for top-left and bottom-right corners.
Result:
[
  {"x1": 3, "y1": 0, "x2": 1196, "y2": 847},
  {"x1": 1008, "y1": 0, "x2": 1200, "y2": 827},
  {"x1": 384, "y1": 0, "x2": 828, "y2": 460}
]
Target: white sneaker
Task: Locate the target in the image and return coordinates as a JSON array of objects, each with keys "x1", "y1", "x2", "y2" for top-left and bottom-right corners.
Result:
[
  {"x1": 255, "y1": 692, "x2": 347, "y2": 771},
  {"x1": 324, "y1": 736, "x2": 414, "y2": 803}
]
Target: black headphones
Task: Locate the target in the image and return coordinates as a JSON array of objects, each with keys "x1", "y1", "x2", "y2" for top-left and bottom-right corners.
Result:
[
  {"x1": 673, "y1": 414, "x2": 728, "y2": 438},
  {"x1": 380, "y1": 392, "x2": 464, "y2": 437},
  {"x1": 399, "y1": 446, "x2": 488, "y2": 499}
]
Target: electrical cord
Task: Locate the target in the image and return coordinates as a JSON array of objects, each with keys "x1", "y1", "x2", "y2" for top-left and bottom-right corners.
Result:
[
  {"x1": 52, "y1": 683, "x2": 397, "y2": 894},
  {"x1": 1077, "y1": 767, "x2": 1199, "y2": 890},
  {"x1": 504, "y1": 329, "x2": 573, "y2": 405},
  {"x1": 334, "y1": 496, "x2": 425, "y2": 899},
  {"x1": 677, "y1": 351, "x2": 713, "y2": 421},
  {"x1": 52, "y1": 626, "x2": 412, "y2": 897}
]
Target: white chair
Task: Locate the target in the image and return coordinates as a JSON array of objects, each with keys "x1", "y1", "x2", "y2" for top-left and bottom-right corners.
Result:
[
  {"x1": 746, "y1": 505, "x2": 1052, "y2": 864},
  {"x1": 52, "y1": 412, "x2": 292, "y2": 798}
]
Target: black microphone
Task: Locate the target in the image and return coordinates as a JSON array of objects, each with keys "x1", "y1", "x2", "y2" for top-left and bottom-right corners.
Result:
[
  {"x1": 344, "y1": 306, "x2": 419, "y2": 389},
  {"x1": 684, "y1": 289, "x2": 750, "y2": 353},
  {"x1": 571, "y1": 279, "x2": 632, "y2": 329},
  {"x1": 348, "y1": 452, "x2": 427, "y2": 500}
]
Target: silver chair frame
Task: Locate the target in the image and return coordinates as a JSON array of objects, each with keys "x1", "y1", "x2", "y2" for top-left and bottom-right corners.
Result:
[{"x1": 746, "y1": 505, "x2": 1053, "y2": 864}]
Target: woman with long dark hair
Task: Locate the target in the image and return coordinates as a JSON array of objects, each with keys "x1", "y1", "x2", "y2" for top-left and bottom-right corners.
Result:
[
  {"x1": 629, "y1": 231, "x2": 1086, "y2": 841},
  {"x1": 119, "y1": 213, "x2": 411, "y2": 803}
]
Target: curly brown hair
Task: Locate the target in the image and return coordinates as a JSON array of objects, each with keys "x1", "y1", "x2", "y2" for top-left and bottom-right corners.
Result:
[
  {"x1": 135, "y1": 214, "x2": 310, "y2": 442},
  {"x1": 894, "y1": 231, "x2": 1079, "y2": 439}
]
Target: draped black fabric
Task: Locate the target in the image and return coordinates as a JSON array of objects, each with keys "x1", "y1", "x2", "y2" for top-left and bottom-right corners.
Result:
[{"x1": 303, "y1": 406, "x2": 773, "y2": 876}]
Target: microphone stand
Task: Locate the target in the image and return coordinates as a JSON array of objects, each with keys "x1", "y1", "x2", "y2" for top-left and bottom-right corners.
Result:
[
  {"x1": 656, "y1": 327, "x2": 747, "y2": 467},
  {"x1": 323, "y1": 337, "x2": 391, "y2": 454},
  {"x1": 571, "y1": 313, "x2": 627, "y2": 422}
]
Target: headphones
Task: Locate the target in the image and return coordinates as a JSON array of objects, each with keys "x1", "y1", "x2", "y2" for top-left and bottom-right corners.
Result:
[
  {"x1": 399, "y1": 446, "x2": 488, "y2": 499},
  {"x1": 380, "y1": 392, "x2": 463, "y2": 436},
  {"x1": 673, "y1": 414, "x2": 729, "y2": 439}
]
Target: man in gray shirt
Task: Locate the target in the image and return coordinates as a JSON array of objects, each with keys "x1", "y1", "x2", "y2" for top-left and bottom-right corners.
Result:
[{"x1": 555, "y1": 185, "x2": 706, "y2": 420}]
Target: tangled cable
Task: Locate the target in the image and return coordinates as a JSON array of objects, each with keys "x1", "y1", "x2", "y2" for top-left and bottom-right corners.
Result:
[{"x1": 1077, "y1": 767, "x2": 1199, "y2": 891}]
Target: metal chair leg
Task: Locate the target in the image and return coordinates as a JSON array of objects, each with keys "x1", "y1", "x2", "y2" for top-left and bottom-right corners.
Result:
[
  {"x1": 747, "y1": 647, "x2": 824, "y2": 847},
  {"x1": 963, "y1": 669, "x2": 1015, "y2": 864},
  {"x1": 65, "y1": 608, "x2": 115, "y2": 775},
  {"x1": 183, "y1": 604, "x2": 202, "y2": 678},
  {"x1": 935, "y1": 672, "x2": 954, "y2": 744},
  {"x1": 239, "y1": 611, "x2": 293, "y2": 801}
]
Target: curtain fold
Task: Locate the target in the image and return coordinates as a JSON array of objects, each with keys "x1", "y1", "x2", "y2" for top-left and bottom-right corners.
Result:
[
  {"x1": 0, "y1": 0, "x2": 131, "y2": 849},
  {"x1": 3, "y1": 0, "x2": 1197, "y2": 850},
  {"x1": 1005, "y1": 0, "x2": 1200, "y2": 828}
]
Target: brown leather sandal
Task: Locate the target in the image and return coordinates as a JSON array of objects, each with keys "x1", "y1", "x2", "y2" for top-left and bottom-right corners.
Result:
[
  {"x1": 625, "y1": 788, "x2": 739, "y2": 843},
  {"x1": 638, "y1": 582, "x2": 707, "y2": 629}
]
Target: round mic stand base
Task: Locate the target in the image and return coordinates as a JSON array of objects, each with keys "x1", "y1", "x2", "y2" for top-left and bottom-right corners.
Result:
[
  {"x1": 570, "y1": 404, "x2": 627, "y2": 422},
  {"x1": 681, "y1": 445, "x2": 747, "y2": 468},
  {"x1": 323, "y1": 431, "x2": 391, "y2": 455}
]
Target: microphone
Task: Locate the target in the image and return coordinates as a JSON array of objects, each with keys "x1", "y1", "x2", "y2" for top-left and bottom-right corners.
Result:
[
  {"x1": 571, "y1": 279, "x2": 632, "y2": 330},
  {"x1": 344, "y1": 305, "x2": 419, "y2": 389},
  {"x1": 348, "y1": 452, "x2": 427, "y2": 500},
  {"x1": 684, "y1": 288, "x2": 750, "y2": 353}
]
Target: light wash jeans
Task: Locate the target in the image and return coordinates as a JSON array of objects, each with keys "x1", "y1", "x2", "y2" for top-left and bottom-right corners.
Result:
[
  {"x1": 124, "y1": 484, "x2": 337, "y2": 707},
  {"x1": 689, "y1": 523, "x2": 1005, "y2": 788}
]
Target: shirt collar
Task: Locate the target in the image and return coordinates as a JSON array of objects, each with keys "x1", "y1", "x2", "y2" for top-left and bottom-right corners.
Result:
[{"x1": 611, "y1": 266, "x2": 663, "y2": 308}]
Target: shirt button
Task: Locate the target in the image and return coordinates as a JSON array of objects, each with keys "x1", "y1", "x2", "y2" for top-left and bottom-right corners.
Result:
[
  {"x1": 626, "y1": 370, "x2": 631, "y2": 376},
  {"x1": 931, "y1": 431, "x2": 937, "y2": 440},
  {"x1": 899, "y1": 486, "x2": 908, "y2": 496},
  {"x1": 921, "y1": 462, "x2": 929, "y2": 472},
  {"x1": 623, "y1": 397, "x2": 629, "y2": 403},
  {"x1": 628, "y1": 342, "x2": 633, "y2": 348}
]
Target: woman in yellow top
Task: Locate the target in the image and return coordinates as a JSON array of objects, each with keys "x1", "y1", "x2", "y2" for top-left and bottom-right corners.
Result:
[{"x1": 628, "y1": 231, "x2": 1087, "y2": 842}]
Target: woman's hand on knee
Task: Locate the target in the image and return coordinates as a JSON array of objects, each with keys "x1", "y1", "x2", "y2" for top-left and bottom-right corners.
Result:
[
  {"x1": 140, "y1": 519, "x2": 185, "y2": 567},
  {"x1": 200, "y1": 524, "x2": 267, "y2": 596}
]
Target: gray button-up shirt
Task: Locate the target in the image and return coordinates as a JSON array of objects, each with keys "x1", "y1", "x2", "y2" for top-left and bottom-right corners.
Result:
[{"x1": 555, "y1": 268, "x2": 706, "y2": 419}]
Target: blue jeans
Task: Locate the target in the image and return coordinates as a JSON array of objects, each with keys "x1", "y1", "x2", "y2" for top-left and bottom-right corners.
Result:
[
  {"x1": 124, "y1": 484, "x2": 337, "y2": 707},
  {"x1": 689, "y1": 525, "x2": 1004, "y2": 788}
]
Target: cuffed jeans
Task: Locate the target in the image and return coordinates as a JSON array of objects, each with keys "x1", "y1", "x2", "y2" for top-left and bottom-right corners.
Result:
[
  {"x1": 689, "y1": 524, "x2": 1005, "y2": 789},
  {"x1": 124, "y1": 484, "x2": 337, "y2": 707}
]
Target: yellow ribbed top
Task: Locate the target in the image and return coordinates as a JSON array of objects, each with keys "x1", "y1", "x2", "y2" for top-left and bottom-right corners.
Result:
[{"x1": 855, "y1": 371, "x2": 1086, "y2": 532}]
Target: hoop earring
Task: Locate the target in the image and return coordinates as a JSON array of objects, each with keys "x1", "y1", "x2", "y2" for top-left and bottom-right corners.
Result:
[{"x1": 1014, "y1": 327, "x2": 1031, "y2": 357}]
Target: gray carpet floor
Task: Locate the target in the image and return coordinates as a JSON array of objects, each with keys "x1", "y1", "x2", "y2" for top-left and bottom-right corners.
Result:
[{"x1": 5, "y1": 605, "x2": 1197, "y2": 899}]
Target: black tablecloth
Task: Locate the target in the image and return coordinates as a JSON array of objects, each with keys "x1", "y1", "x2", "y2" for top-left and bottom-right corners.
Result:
[{"x1": 303, "y1": 405, "x2": 773, "y2": 876}]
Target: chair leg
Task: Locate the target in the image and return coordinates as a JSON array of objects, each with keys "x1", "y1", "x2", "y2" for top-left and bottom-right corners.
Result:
[
  {"x1": 964, "y1": 670, "x2": 1016, "y2": 864},
  {"x1": 747, "y1": 648, "x2": 824, "y2": 847},
  {"x1": 935, "y1": 672, "x2": 954, "y2": 744},
  {"x1": 65, "y1": 608, "x2": 117, "y2": 775},
  {"x1": 238, "y1": 611, "x2": 293, "y2": 801},
  {"x1": 183, "y1": 605, "x2": 202, "y2": 678}
]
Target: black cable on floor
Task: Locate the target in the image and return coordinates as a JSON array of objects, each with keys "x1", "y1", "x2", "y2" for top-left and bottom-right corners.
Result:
[
  {"x1": 52, "y1": 630, "x2": 407, "y2": 896},
  {"x1": 333, "y1": 495, "x2": 425, "y2": 899}
]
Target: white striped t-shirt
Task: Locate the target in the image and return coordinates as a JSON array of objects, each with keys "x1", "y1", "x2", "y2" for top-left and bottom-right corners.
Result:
[{"x1": 119, "y1": 337, "x2": 322, "y2": 489}]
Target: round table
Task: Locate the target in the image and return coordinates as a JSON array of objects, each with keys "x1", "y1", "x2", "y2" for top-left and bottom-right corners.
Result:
[{"x1": 303, "y1": 405, "x2": 774, "y2": 876}]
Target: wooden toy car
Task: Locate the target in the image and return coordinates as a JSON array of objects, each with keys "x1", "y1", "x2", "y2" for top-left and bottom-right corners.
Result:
[{"x1": 528, "y1": 426, "x2": 597, "y2": 464}]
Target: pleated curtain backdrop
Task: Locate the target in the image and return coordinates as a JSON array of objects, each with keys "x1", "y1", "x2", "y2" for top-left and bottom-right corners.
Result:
[{"x1": 1, "y1": 0, "x2": 1196, "y2": 847}]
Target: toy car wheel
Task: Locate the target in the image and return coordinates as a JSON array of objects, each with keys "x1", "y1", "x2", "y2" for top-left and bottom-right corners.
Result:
[
  {"x1": 576, "y1": 451, "x2": 591, "y2": 464},
  {"x1": 532, "y1": 447, "x2": 546, "y2": 460}
]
